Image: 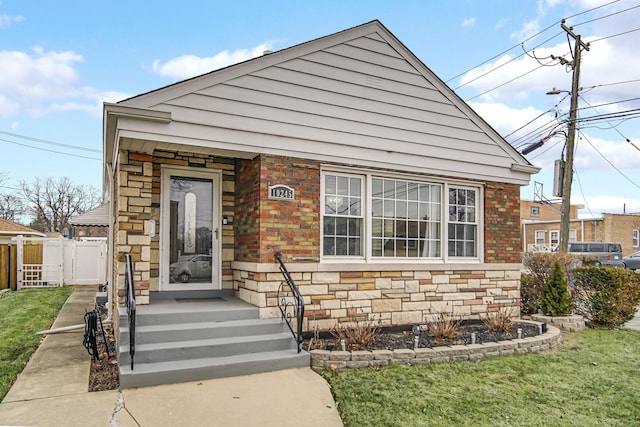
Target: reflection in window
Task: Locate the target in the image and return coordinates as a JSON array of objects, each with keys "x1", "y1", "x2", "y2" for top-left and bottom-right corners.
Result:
[{"x1": 371, "y1": 178, "x2": 441, "y2": 258}]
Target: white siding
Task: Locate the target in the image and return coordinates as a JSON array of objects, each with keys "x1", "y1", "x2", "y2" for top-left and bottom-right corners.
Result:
[{"x1": 116, "y1": 22, "x2": 535, "y2": 185}]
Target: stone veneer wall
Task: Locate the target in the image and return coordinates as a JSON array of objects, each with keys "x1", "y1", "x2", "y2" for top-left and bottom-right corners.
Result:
[
  {"x1": 114, "y1": 149, "x2": 236, "y2": 306},
  {"x1": 233, "y1": 265, "x2": 522, "y2": 331},
  {"x1": 114, "y1": 151, "x2": 154, "y2": 306}
]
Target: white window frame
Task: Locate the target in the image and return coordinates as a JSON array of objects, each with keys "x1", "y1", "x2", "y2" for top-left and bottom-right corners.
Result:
[
  {"x1": 569, "y1": 229, "x2": 577, "y2": 242},
  {"x1": 446, "y1": 185, "x2": 480, "y2": 259},
  {"x1": 633, "y1": 229, "x2": 639, "y2": 248},
  {"x1": 530, "y1": 206, "x2": 540, "y2": 217},
  {"x1": 549, "y1": 230, "x2": 560, "y2": 249},
  {"x1": 320, "y1": 172, "x2": 365, "y2": 259},
  {"x1": 535, "y1": 230, "x2": 545, "y2": 245},
  {"x1": 320, "y1": 167, "x2": 483, "y2": 263}
]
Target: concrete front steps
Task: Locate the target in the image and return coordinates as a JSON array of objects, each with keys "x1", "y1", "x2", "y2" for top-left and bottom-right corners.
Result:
[{"x1": 117, "y1": 291, "x2": 309, "y2": 389}]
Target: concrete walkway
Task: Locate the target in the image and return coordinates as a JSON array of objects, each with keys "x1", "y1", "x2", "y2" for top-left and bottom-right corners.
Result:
[
  {"x1": 621, "y1": 305, "x2": 640, "y2": 331},
  {"x1": 0, "y1": 286, "x2": 343, "y2": 427}
]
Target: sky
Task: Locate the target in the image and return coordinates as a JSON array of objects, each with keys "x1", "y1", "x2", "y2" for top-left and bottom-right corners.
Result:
[{"x1": 0, "y1": 0, "x2": 639, "y2": 219}]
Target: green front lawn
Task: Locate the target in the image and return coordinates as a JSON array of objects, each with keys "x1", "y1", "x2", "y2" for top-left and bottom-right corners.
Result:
[
  {"x1": 322, "y1": 330, "x2": 640, "y2": 426},
  {"x1": 0, "y1": 287, "x2": 73, "y2": 400}
]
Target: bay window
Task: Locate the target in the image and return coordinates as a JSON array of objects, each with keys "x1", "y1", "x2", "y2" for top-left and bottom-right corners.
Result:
[{"x1": 322, "y1": 170, "x2": 481, "y2": 261}]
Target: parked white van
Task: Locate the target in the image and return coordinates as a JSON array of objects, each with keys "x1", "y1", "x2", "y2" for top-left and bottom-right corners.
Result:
[{"x1": 566, "y1": 241, "x2": 624, "y2": 267}]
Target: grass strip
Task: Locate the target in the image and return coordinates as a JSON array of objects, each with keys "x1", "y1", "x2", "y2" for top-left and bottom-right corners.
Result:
[
  {"x1": 321, "y1": 329, "x2": 640, "y2": 426},
  {"x1": 0, "y1": 287, "x2": 73, "y2": 400}
]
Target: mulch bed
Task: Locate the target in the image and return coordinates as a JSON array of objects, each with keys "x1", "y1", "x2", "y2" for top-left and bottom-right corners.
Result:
[
  {"x1": 88, "y1": 323, "x2": 119, "y2": 392},
  {"x1": 303, "y1": 320, "x2": 540, "y2": 352}
]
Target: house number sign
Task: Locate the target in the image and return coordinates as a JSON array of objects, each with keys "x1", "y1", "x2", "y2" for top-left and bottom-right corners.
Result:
[{"x1": 268, "y1": 184, "x2": 295, "y2": 201}]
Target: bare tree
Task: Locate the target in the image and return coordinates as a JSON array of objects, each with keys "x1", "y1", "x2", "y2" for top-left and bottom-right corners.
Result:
[
  {"x1": 0, "y1": 171, "x2": 25, "y2": 221},
  {"x1": 0, "y1": 193, "x2": 25, "y2": 221},
  {"x1": 20, "y1": 177, "x2": 100, "y2": 233}
]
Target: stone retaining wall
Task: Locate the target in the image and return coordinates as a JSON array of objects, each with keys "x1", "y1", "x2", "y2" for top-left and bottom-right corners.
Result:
[
  {"x1": 530, "y1": 314, "x2": 586, "y2": 332},
  {"x1": 310, "y1": 322, "x2": 562, "y2": 370}
]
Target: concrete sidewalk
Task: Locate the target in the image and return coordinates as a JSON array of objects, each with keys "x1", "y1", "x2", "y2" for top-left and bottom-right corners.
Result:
[
  {"x1": 621, "y1": 305, "x2": 640, "y2": 331},
  {"x1": 0, "y1": 286, "x2": 343, "y2": 427}
]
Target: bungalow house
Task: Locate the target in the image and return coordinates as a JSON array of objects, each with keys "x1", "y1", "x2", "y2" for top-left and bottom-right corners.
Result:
[{"x1": 103, "y1": 20, "x2": 539, "y2": 387}]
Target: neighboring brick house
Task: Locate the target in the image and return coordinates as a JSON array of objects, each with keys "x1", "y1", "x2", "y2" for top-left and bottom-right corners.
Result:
[
  {"x1": 103, "y1": 20, "x2": 539, "y2": 332},
  {"x1": 521, "y1": 199, "x2": 640, "y2": 255}
]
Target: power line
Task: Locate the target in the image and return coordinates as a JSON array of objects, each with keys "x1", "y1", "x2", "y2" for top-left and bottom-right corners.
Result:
[
  {"x1": 0, "y1": 138, "x2": 101, "y2": 161},
  {"x1": 579, "y1": 130, "x2": 640, "y2": 190},
  {"x1": 444, "y1": 21, "x2": 560, "y2": 83},
  {"x1": 573, "y1": 168, "x2": 595, "y2": 218},
  {"x1": 573, "y1": 2, "x2": 640, "y2": 27},
  {"x1": 444, "y1": 0, "x2": 622, "y2": 84},
  {"x1": 589, "y1": 26, "x2": 640, "y2": 43},
  {"x1": 0, "y1": 130, "x2": 101, "y2": 153},
  {"x1": 577, "y1": 95, "x2": 640, "y2": 151},
  {"x1": 451, "y1": 31, "x2": 564, "y2": 91},
  {"x1": 464, "y1": 63, "x2": 546, "y2": 102},
  {"x1": 451, "y1": 1, "x2": 639, "y2": 101}
]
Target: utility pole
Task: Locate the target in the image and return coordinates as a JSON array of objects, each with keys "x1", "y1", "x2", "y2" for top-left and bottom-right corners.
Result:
[{"x1": 557, "y1": 20, "x2": 589, "y2": 252}]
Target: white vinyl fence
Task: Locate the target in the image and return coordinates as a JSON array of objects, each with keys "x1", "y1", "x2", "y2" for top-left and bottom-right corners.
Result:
[{"x1": 14, "y1": 235, "x2": 107, "y2": 289}]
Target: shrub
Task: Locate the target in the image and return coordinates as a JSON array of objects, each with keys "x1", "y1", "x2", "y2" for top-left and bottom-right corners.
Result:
[
  {"x1": 427, "y1": 311, "x2": 461, "y2": 339},
  {"x1": 540, "y1": 261, "x2": 572, "y2": 316},
  {"x1": 482, "y1": 307, "x2": 514, "y2": 332},
  {"x1": 329, "y1": 319, "x2": 380, "y2": 350},
  {"x1": 572, "y1": 266, "x2": 640, "y2": 327},
  {"x1": 520, "y1": 273, "x2": 539, "y2": 315},
  {"x1": 521, "y1": 252, "x2": 581, "y2": 314}
]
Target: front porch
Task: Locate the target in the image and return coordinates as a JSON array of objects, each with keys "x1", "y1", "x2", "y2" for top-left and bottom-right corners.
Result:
[{"x1": 117, "y1": 290, "x2": 309, "y2": 388}]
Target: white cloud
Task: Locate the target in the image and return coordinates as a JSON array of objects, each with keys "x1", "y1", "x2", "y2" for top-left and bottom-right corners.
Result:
[
  {"x1": 462, "y1": 17, "x2": 476, "y2": 28},
  {"x1": 0, "y1": 14, "x2": 24, "y2": 29},
  {"x1": 0, "y1": 47, "x2": 121, "y2": 118},
  {"x1": 0, "y1": 47, "x2": 83, "y2": 117},
  {"x1": 575, "y1": 195, "x2": 640, "y2": 218},
  {"x1": 152, "y1": 42, "x2": 276, "y2": 80}
]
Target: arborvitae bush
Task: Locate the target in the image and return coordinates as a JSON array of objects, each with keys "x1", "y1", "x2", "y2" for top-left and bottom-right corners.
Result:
[
  {"x1": 540, "y1": 261, "x2": 572, "y2": 316},
  {"x1": 572, "y1": 266, "x2": 640, "y2": 327}
]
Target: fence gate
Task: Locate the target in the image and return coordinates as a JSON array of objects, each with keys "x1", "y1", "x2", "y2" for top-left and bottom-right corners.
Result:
[{"x1": 14, "y1": 236, "x2": 107, "y2": 289}]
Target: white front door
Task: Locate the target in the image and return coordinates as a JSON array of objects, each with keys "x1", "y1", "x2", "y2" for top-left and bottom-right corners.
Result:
[{"x1": 161, "y1": 166, "x2": 221, "y2": 290}]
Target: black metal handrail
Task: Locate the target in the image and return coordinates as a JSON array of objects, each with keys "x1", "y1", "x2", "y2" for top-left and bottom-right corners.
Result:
[
  {"x1": 275, "y1": 252, "x2": 305, "y2": 353},
  {"x1": 124, "y1": 253, "x2": 136, "y2": 370}
]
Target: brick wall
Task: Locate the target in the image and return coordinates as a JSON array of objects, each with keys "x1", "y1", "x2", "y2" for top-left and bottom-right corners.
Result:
[
  {"x1": 235, "y1": 158, "x2": 261, "y2": 262},
  {"x1": 485, "y1": 182, "x2": 521, "y2": 263},
  {"x1": 602, "y1": 213, "x2": 640, "y2": 255},
  {"x1": 235, "y1": 155, "x2": 321, "y2": 263}
]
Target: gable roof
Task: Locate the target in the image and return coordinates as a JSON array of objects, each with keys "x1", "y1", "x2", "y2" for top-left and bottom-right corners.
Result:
[
  {"x1": 0, "y1": 218, "x2": 46, "y2": 237},
  {"x1": 69, "y1": 203, "x2": 109, "y2": 227},
  {"x1": 105, "y1": 20, "x2": 539, "y2": 185}
]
